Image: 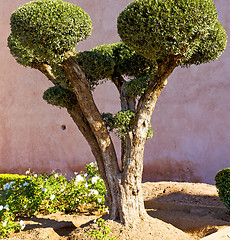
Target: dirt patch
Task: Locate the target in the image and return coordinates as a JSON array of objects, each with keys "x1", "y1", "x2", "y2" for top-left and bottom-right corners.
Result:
[
  {"x1": 6, "y1": 182, "x2": 230, "y2": 240},
  {"x1": 142, "y1": 182, "x2": 223, "y2": 206},
  {"x1": 142, "y1": 182, "x2": 230, "y2": 239}
]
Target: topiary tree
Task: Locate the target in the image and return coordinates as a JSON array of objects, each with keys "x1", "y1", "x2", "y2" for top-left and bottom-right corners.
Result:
[{"x1": 8, "y1": 0, "x2": 227, "y2": 227}]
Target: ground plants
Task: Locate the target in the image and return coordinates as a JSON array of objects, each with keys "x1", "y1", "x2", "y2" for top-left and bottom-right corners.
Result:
[
  {"x1": 87, "y1": 218, "x2": 117, "y2": 240},
  {"x1": 0, "y1": 162, "x2": 106, "y2": 238},
  {"x1": 8, "y1": 0, "x2": 227, "y2": 229}
]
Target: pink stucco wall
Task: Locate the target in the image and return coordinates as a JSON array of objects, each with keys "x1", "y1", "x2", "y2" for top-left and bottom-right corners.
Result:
[{"x1": 0, "y1": 0, "x2": 229, "y2": 184}]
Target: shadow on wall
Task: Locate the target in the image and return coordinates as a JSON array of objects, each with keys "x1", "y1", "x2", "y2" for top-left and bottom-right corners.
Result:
[{"x1": 143, "y1": 158, "x2": 203, "y2": 183}]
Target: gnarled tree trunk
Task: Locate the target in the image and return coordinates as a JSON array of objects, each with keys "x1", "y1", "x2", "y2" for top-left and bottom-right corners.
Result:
[{"x1": 37, "y1": 54, "x2": 178, "y2": 227}]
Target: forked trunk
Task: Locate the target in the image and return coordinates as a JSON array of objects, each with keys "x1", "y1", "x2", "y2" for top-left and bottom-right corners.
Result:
[
  {"x1": 105, "y1": 61, "x2": 177, "y2": 226},
  {"x1": 36, "y1": 55, "x2": 177, "y2": 228}
]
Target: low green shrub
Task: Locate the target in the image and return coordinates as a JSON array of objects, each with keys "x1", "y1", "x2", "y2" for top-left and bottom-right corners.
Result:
[
  {"x1": 0, "y1": 174, "x2": 28, "y2": 188},
  {"x1": 0, "y1": 162, "x2": 106, "y2": 238},
  {"x1": 215, "y1": 168, "x2": 230, "y2": 211}
]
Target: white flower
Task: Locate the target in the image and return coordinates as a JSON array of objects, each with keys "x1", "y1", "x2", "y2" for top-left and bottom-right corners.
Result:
[
  {"x1": 75, "y1": 174, "x2": 84, "y2": 183},
  {"x1": 74, "y1": 172, "x2": 78, "y2": 175},
  {"x1": 90, "y1": 189, "x2": 99, "y2": 196},
  {"x1": 54, "y1": 173, "x2": 58, "y2": 178},
  {"x1": 3, "y1": 181, "x2": 15, "y2": 190},
  {"x1": 0, "y1": 206, "x2": 3, "y2": 211},
  {"x1": 3, "y1": 183, "x2": 10, "y2": 190},
  {"x1": 50, "y1": 195, "x2": 55, "y2": 200},
  {"x1": 42, "y1": 188, "x2": 47, "y2": 192},
  {"x1": 97, "y1": 198, "x2": 102, "y2": 203},
  {"x1": 60, "y1": 187, "x2": 65, "y2": 192},
  {"x1": 89, "y1": 162, "x2": 97, "y2": 167},
  {"x1": 85, "y1": 182, "x2": 88, "y2": 188},
  {"x1": 4, "y1": 205, "x2": 9, "y2": 211},
  {"x1": 91, "y1": 176, "x2": 100, "y2": 184},
  {"x1": 20, "y1": 220, "x2": 26, "y2": 230},
  {"x1": 25, "y1": 170, "x2": 30, "y2": 175},
  {"x1": 23, "y1": 182, "x2": 29, "y2": 187},
  {"x1": 24, "y1": 205, "x2": 27, "y2": 209},
  {"x1": 34, "y1": 174, "x2": 37, "y2": 178},
  {"x1": 2, "y1": 220, "x2": 7, "y2": 227}
]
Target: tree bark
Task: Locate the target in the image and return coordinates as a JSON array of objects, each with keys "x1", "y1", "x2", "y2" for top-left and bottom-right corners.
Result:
[
  {"x1": 61, "y1": 56, "x2": 126, "y2": 219},
  {"x1": 67, "y1": 106, "x2": 116, "y2": 213},
  {"x1": 60, "y1": 56, "x2": 179, "y2": 227},
  {"x1": 114, "y1": 59, "x2": 179, "y2": 226},
  {"x1": 36, "y1": 55, "x2": 178, "y2": 228}
]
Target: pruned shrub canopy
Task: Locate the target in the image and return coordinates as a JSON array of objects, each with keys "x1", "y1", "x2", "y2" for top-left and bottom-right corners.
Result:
[
  {"x1": 8, "y1": 0, "x2": 92, "y2": 66},
  {"x1": 43, "y1": 85, "x2": 77, "y2": 110},
  {"x1": 74, "y1": 42, "x2": 156, "y2": 89},
  {"x1": 117, "y1": 0, "x2": 227, "y2": 65}
]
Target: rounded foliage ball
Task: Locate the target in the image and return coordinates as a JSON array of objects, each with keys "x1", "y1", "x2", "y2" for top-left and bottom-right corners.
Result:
[
  {"x1": 117, "y1": 0, "x2": 227, "y2": 65},
  {"x1": 43, "y1": 85, "x2": 77, "y2": 109},
  {"x1": 8, "y1": 0, "x2": 92, "y2": 66},
  {"x1": 92, "y1": 42, "x2": 156, "y2": 78}
]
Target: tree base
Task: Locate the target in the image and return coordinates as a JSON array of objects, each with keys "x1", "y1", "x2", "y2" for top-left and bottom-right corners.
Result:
[{"x1": 68, "y1": 214, "x2": 193, "y2": 240}]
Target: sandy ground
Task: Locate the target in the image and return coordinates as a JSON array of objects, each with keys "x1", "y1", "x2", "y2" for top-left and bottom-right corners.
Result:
[{"x1": 6, "y1": 182, "x2": 230, "y2": 240}]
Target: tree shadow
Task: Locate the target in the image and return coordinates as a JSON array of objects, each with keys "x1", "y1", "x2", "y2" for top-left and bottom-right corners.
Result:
[
  {"x1": 23, "y1": 215, "x2": 76, "y2": 236},
  {"x1": 145, "y1": 191, "x2": 230, "y2": 237}
]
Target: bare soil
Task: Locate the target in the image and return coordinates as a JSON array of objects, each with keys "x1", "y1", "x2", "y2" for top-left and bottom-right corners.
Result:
[{"x1": 6, "y1": 182, "x2": 230, "y2": 240}]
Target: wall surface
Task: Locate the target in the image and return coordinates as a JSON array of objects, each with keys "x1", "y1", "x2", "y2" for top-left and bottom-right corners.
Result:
[{"x1": 0, "y1": 0, "x2": 229, "y2": 184}]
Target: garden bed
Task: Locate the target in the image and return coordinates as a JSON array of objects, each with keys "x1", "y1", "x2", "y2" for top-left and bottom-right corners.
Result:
[{"x1": 6, "y1": 182, "x2": 230, "y2": 240}]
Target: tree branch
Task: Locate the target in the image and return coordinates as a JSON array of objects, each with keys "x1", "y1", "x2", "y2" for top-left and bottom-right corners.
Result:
[
  {"x1": 62, "y1": 56, "x2": 120, "y2": 175},
  {"x1": 31, "y1": 62, "x2": 56, "y2": 83},
  {"x1": 67, "y1": 105, "x2": 106, "y2": 178},
  {"x1": 32, "y1": 60, "x2": 117, "y2": 210},
  {"x1": 121, "y1": 58, "x2": 179, "y2": 177}
]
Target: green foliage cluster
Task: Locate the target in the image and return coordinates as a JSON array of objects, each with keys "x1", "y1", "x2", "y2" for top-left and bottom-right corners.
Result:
[
  {"x1": 43, "y1": 85, "x2": 77, "y2": 110},
  {"x1": 215, "y1": 168, "x2": 230, "y2": 211},
  {"x1": 0, "y1": 174, "x2": 28, "y2": 188},
  {"x1": 102, "y1": 110, "x2": 153, "y2": 140},
  {"x1": 91, "y1": 42, "x2": 156, "y2": 80},
  {"x1": 125, "y1": 76, "x2": 150, "y2": 98},
  {"x1": 42, "y1": 42, "x2": 157, "y2": 117},
  {"x1": 182, "y1": 21, "x2": 227, "y2": 66},
  {"x1": 102, "y1": 111, "x2": 136, "y2": 139},
  {"x1": 8, "y1": 0, "x2": 92, "y2": 66},
  {"x1": 87, "y1": 218, "x2": 117, "y2": 240},
  {"x1": 0, "y1": 163, "x2": 106, "y2": 238},
  {"x1": 75, "y1": 42, "x2": 156, "y2": 90},
  {"x1": 117, "y1": 0, "x2": 227, "y2": 65},
  {"x1": 75, "y1": 51, "x2": 115, "y2": 89}
]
